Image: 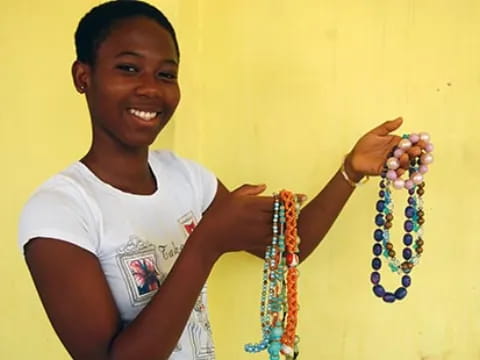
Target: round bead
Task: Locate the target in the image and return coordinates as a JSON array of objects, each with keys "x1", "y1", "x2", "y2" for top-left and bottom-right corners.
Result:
[
  {"x1": 383, "y1": 292, "x2": 396, "y2": 303},
  {"x1": 416, "y1": 238, "x2": 424, "y2": 246},
  {"x1": 386, "y1": 213, "x2": 393, "y2": 221},
  {"x1": 370, "y1": 271, "x2": 381, "y2": 284},
  {"x1": 271, "y1": 326, "x2": 283, "y2": 339},
  {"x1": 388, "y1": 250, "x2": 396, "y2": 257},
  {"x1": 398, "y1": 138, "x2": 412, "y2": 150},
  {"x1": 419, "y1": 132, "x2": 430, "y2": 142},
  {"x1": 386, "y1": 242, "x2": 393, "y2": 250},
  {"x1": 375, "y1": 214, "x2": 385, "y2": 226},
  {"x1": 268, "y1": 341, "x2": 281, "y2": 355},
  {"x1": 408, "y1": 196, "x2": 415, "y2": 205},
  {"x1": 404, "y1": 220, "x2": 414, "y2": 232},
  {"x1": 403, "y1": 248, "x2": 412, "y2": 260},
  {"x1": 402, "y1": 275, "x2": 411, "y2": 287},
  {"x1": 376, "y1": 200, "x2": 386, "y2": 212},
  {"x1": 421, "y1": 153, "x2": 434, "y2": 165},
  {"x1": 419, "y1": 164, "x2": 429, "y2": 174},
  {"x1": 374, "y1": 229, "x2": 384, "y2": 241},
  {"x1": 393, "y1": 148, "x2": 404, "y2": 158},
  {"x1": 373, "y1": 284, "x2": 385, "y2": 297},
  {"x1": 403, "y1": 234, "x2": 413, "y2": 245},
  {"x1": 386, "y1": 169, "x2": 398, "y2": 180},
  {"x1": 372, "y1": 257, "x2": 382, "y2": 270},
  {"x1": 379, "y1": 190, "x2": 386, "y2": 198},
  {"x1": 417, "y1": 188, "x2": 425, "y2": 196},
  {"x1": 394, "y1": 287, "x2": 408, "y2": 300},
  {"x1": 405, "y1": 180, "x2": 414, "y2": 190},
  {"x1": 373, "y1": 244, "x2": 382, "y2": 256},
  {"x1": 411, "y1": 172, "x2": 424, "y2": 185},
  {"x1": 405, "y1": 206, "x2": 415, "y2": 218},
  {"x1": 393, "y1": 178, "x2": 405, "y2": 189},
  {"x1": 425, "y1": 143, "x2": 434, "y2": 152},
  {"x1": 409, "y1": 133, "x2": 420, "y2": 143},
  {"x1": 387, "y1": 157, "x2": 400, "y2": 170}
]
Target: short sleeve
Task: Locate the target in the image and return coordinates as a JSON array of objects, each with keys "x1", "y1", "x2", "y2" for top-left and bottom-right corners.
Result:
[
  {"x1": 18, "y1": 177, "x2": 99, "y2": 255},
  {"x1": 178, "y1": 157, "x2": 218, "y2": 213}
]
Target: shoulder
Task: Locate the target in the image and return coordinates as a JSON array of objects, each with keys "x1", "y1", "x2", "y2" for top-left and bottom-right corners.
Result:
[
  {"x1": 18, "y1": 163, "x2": 101, "y2": 254},
  {"x1": 24, "y1": 163, "x2": 96, "y2": 210}
]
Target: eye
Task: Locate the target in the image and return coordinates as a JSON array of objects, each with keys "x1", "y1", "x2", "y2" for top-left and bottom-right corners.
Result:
[
  {"x1": 158, "y1": 72, "x2": 178, "y2": 80},
  {"x1": 116, "y1": 64, "x2": 139, "y2": 73}
]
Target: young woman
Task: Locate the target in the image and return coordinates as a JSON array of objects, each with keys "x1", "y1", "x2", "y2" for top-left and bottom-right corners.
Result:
[{"x1": 19, "y1": 1, "x2": 404, "y2": 359}]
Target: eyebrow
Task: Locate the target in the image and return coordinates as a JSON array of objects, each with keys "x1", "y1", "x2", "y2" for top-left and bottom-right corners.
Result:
[{"x1": 114, "y1": 50, "x2": 178, "y2": 65}]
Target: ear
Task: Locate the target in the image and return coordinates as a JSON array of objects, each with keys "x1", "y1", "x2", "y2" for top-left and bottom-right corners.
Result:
[{"x1": 71, "y1": 60, "x2": 92, "y2": 94}]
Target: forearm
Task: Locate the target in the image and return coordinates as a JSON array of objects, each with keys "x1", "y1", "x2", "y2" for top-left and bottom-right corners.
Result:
[
  {"x1": 109, "y1": 229, "x2": 219, "y2": 360},
  {"x1": 297, "y1": 164, "x2": 361, "y2": 262}
]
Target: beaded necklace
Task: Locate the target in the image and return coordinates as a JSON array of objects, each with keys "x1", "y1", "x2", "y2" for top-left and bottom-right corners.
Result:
[
  {"x1": 371, "y1": 133, "x2": 433, "y2": 303},
  {"x1": 245, "y1": 190, "x2": 301, "y2": 359}
]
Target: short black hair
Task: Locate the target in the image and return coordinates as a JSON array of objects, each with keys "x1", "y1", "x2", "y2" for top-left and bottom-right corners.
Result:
[{"x1": 74, "y1": 0, "x2": 179, "y2": 66}]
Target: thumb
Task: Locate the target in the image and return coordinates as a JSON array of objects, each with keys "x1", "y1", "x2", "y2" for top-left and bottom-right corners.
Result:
[
  {"x1": 371, "y1": 117, "x2": 403, "y2": 136},
  {"x1": 232, "y1": 183, "x2": 267, "y2": 196}
]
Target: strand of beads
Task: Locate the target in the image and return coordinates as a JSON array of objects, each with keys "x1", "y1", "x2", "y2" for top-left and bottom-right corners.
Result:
[
  {"x1": 371, "y1": 133, "x2": 433, "y2": 303},
  {"x1": 245, "y1": 190, "x2": 301, "y2": 359},
  {"x1": 245, "y1": 195, "x2": 284, "y2": 353},
  {"x1": 279, "y1": 191, "x2": 300, "y2": 359}
]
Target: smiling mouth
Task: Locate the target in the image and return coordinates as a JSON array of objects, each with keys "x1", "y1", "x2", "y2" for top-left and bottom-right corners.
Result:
[{"x1": 128, "y1": 108, "x2": 161, "y2": 121}]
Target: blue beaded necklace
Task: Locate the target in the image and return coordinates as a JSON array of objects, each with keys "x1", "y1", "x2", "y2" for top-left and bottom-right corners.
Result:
[
  {"x1": 245, "y1": 195, "x2": 287, "y2": 354},
  {"x1": 245, "y1": 192, "x2": 300, "y2": 359},
  {"x1": 371, "y1": 136, "x2": 428, "y2": 303}
]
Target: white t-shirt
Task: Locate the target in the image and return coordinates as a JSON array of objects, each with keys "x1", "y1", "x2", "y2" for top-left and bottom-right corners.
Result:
[{"x1": 18, "y1": 150, "x2": 218, "y2": 360}]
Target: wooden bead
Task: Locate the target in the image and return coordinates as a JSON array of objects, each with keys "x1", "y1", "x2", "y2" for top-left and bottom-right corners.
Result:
[{"x1": 407, "y1": 146, "x2": 422, "y2": 157}]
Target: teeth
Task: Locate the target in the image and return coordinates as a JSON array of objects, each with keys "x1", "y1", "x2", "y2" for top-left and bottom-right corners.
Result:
[{"x1": 129, "y1": 108, "x2": 157, "y2": 121}]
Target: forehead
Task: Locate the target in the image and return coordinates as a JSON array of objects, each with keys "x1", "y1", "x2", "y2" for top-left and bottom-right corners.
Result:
[{"x1": 97, "y1": 16, "x2": 177, "y2": 60}]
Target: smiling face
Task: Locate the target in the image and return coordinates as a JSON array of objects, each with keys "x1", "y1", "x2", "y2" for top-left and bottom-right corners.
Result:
[{"x1": 73, "y1": 16, "x2": 180, "y2": 150}]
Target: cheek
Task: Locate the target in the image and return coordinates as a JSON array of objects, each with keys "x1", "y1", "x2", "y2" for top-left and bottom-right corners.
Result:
[{"x1": 166, "y1": 85, "x2": 181, "y2": 112}]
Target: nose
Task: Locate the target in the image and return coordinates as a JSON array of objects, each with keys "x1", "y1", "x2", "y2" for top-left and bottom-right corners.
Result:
[{"x1": 135, "y1": 73, "x2": 163, "y2": 98}]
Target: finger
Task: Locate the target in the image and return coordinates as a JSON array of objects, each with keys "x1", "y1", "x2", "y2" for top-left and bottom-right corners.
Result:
[
  {"x1": 232, "y1": 183, "x2": 267, "y2": 196},
  {"x1": 295, "y1": 193, "x2": 308, "y2": 206},
  {"x1": 371, "y1": 117, "x2": 403, "y2": 136}
]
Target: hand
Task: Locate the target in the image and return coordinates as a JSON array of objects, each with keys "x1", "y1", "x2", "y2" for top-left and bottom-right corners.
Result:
[
  {"x1": 345, "y1": 117, "x2": 405, "y2": 180},
  {"x1": 198, "y1": 184, "x2": 274, "y2": 257}
]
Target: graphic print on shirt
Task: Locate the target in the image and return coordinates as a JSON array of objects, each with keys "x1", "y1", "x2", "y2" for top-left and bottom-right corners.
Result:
[
  {"x1": 116, "y1": 235, "x2": 167, "y2": 307},
  {"x1": 187, "y1": 287, "x2": 215, "y2": 359},
  {"x1": 178, "y1": 211, "x2": 198, "y2": 237}
]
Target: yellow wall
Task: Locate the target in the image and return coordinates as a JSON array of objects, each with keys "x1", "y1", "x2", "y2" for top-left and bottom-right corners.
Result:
[{"x1": 2, "y1": 1, "x2": 479, "y2": 359}]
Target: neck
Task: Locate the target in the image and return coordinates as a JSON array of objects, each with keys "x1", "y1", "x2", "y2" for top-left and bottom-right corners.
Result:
[{"x1": 81, "y1": 140, "x2": 156, "y2": 195}]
